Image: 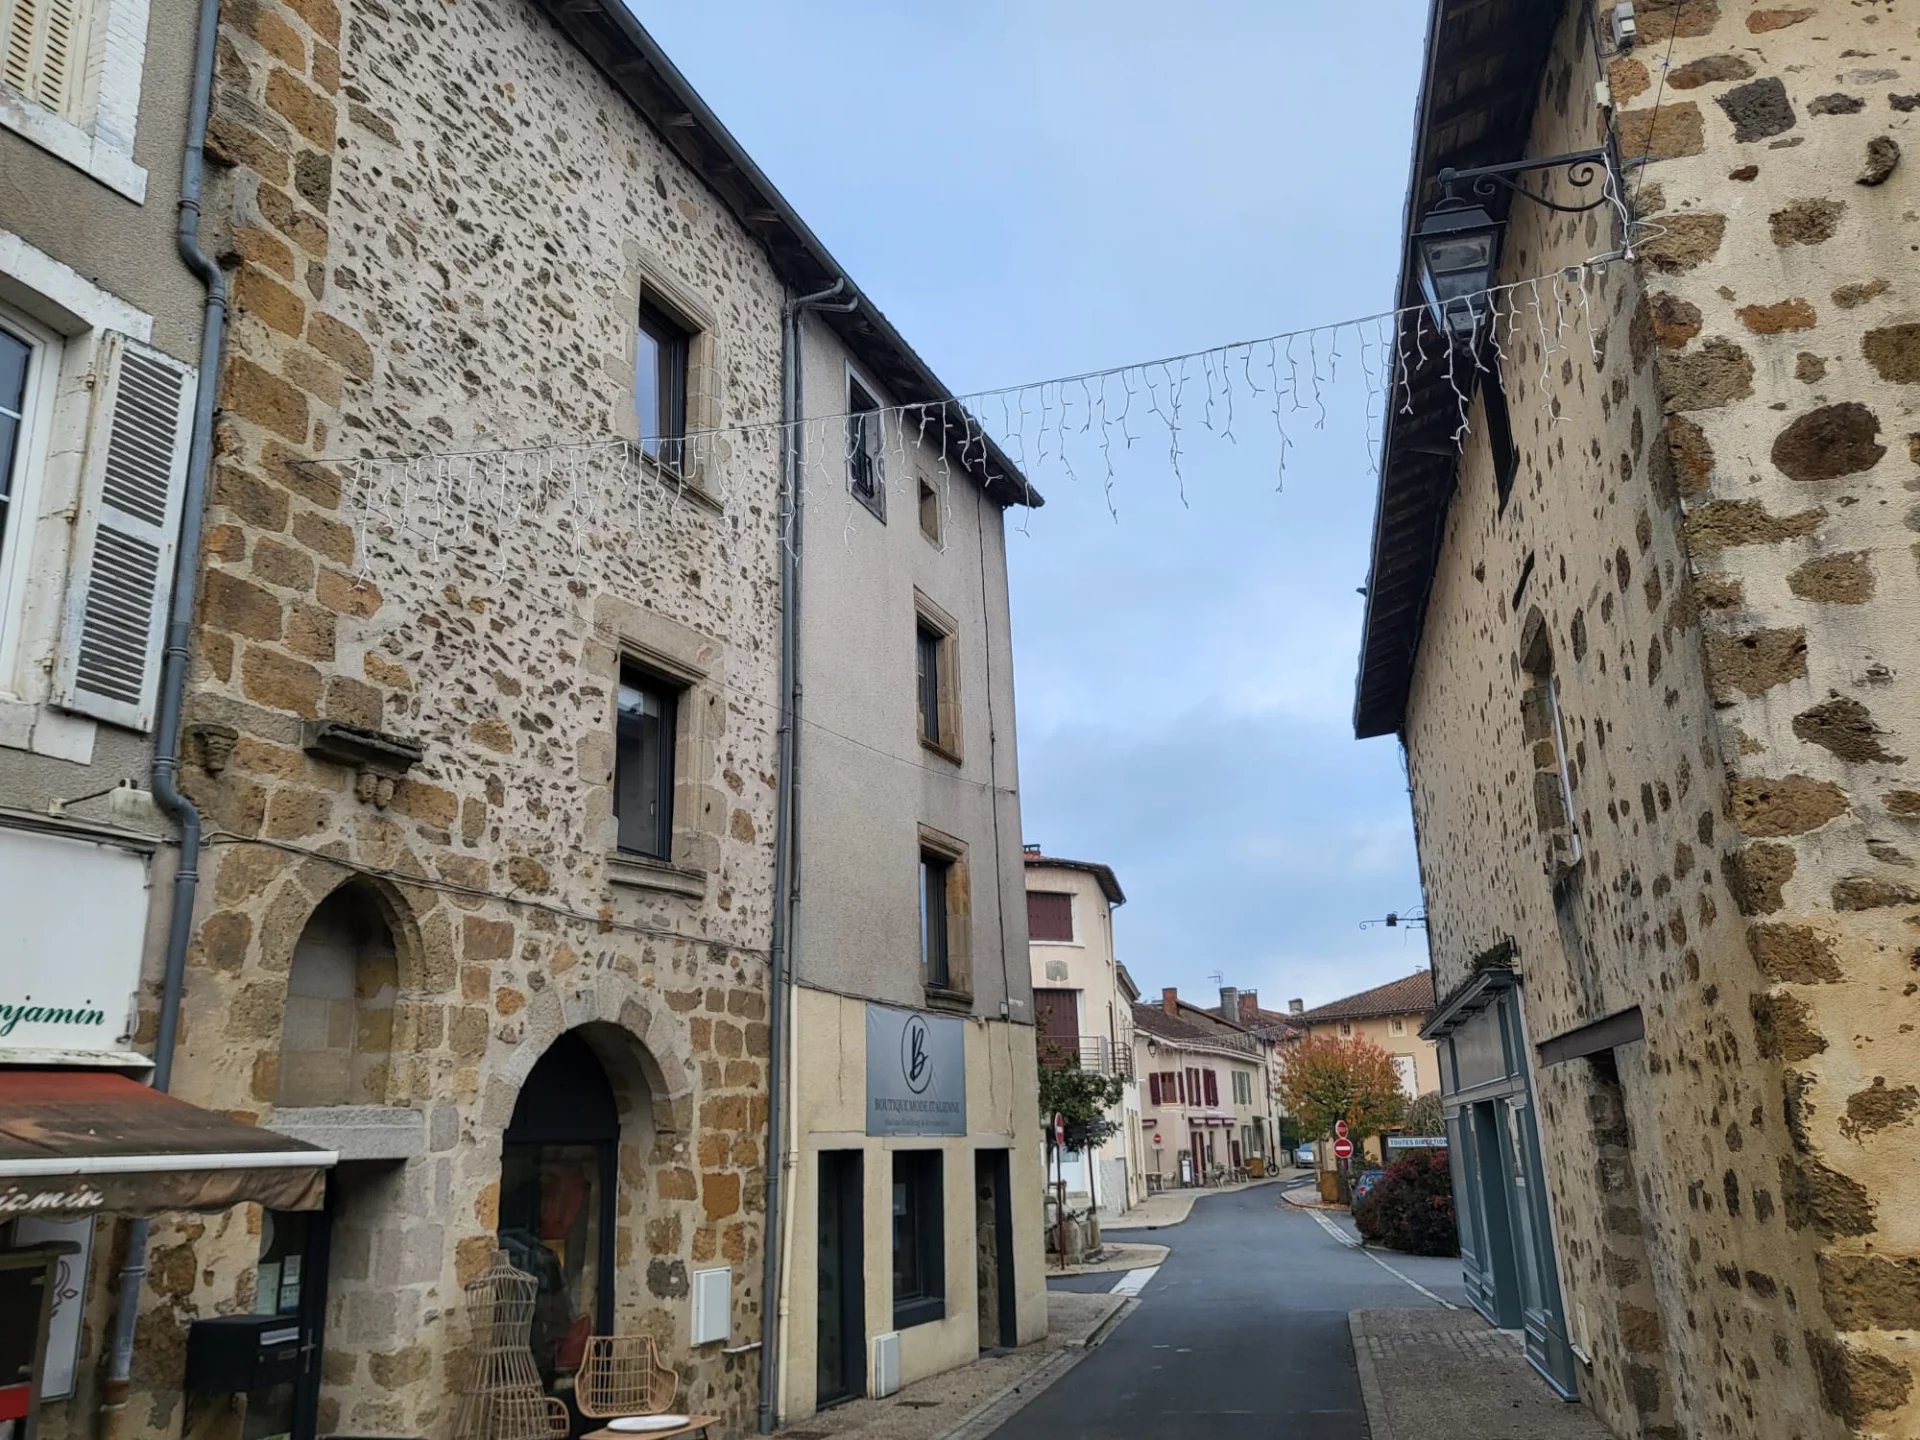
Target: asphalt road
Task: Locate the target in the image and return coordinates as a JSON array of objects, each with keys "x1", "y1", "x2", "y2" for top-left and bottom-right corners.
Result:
[{"x1": 1004, "y1": 1183, "x2": 1469, "y2": 1439}]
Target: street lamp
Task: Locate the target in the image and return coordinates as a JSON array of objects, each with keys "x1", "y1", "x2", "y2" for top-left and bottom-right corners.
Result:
[
  {"x1": 1413, "y1": 149, "x2": 1619, "y2": 343},
  {"x1": 1415, "y1": 200, "x2": 1502, "y2": 342}
]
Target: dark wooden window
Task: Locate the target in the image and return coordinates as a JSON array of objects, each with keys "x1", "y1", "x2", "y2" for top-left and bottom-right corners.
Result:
[
  {"x1": 1148, "y1": 1073, "x2": 1161, "y2": 1104},
  {"x1": 919, "y1": 852, "x2": 951, "y2": 989},
  {"x1": 891, "y1": 1150, "x2": 944, "y2": 1328},
  {"x1": 1026, "y1": 890, "x2": 1074, "y2": 943},
  {"x1": 918, "y1": 476, "x2": 940, "y2": 542},
  {"x1": 1187, "y1": 1067, "x2": 1201, "y2": 1106},
  {"x1": 635, "y1": 300, "x2": 690, "y2": 471},
  {"x1": 1203, "y1": 1070, "x2": 1219, "y2": 1107},
  {"x1": 614, "y1": 664, "x2": 677, "y2": 860},
  {"x1": 1483, "y1": 362, "x2": 1518, "y2": 509},
  {"x1": 916, "y1": 623, "x2": 943, "y2": 747},
  {"x1": 848, "y1": 374, "x2": 883, "y2": 515}
]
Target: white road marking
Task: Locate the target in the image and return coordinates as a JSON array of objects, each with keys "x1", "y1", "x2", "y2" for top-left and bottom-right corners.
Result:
[
  {"x1": 1310, "y1": 1210, "x2": 1360, "y2": 1248},
  {"x1": 1305, "y1": 1203, "x2": 1460, "y2": 1309},
  {"x1": 1111, "y1": 1265, "x2": 1159, "y2": 1296}
]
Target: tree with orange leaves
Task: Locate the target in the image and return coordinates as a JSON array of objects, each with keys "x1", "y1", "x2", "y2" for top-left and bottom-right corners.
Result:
[{"x1": 1275, "y1": 1032, "x2": 1407, "y2": 1144}]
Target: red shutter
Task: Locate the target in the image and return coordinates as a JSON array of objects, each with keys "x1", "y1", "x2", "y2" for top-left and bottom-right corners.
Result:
[
  {"x1": 1148, "y1": 1073, "x2": 1161, "y2": 1105},
  {"x1": 1026, "y1": 890, "x2": 1075, "y2": 942},
  {"x1": 1204, "y1": 1070, "x2": 1219, "y2": 1107}
]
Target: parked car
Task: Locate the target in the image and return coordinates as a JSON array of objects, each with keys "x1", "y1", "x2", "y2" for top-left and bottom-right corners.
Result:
[{"x1": 1295, "y1": 1143, "x2": 1315, "y2": 1166}]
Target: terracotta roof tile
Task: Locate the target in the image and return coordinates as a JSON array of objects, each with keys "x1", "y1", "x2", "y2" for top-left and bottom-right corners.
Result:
[{"x1": 1292, "y1": 971, "x2": 1436, "y2": 1026}]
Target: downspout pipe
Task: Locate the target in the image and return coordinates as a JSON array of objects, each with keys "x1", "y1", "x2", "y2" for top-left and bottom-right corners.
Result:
[
  {"x1": 101, "y1": 0, "x2": 228, "y2": 1418},
  {"x1": 759, "y1": 277, "x2": 855, "y2": 1434}
]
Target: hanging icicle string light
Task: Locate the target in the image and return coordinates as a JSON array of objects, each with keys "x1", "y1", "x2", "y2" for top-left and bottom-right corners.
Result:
[{"x1": 319, "y1": 260, "x2": 1625, "y2": 587}]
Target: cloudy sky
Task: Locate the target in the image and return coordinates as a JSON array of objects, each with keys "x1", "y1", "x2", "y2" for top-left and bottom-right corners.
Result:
[{"x1": 636, "y1": 1, "x2": 1436, "y2": 1011}]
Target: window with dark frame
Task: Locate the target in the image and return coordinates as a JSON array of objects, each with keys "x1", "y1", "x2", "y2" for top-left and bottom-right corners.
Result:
[
  {"x1": 891, "y1": 1150, "x2": 944, "y2": 1328},
  {"x1": 919, "y1": 851, "x2": 951, "y2": 990},
  {"x1": 1026, "y1": 890, "x2": 1074, "y2": 943},
  {"x1": 848, "y1": 374, "x2": 883, "y2": 513},
  {"x1": 1203, "y1": 1070, "x2": 1219, "y2": 1107},
  {"x1": 614, "y1": 664, "x2": 678, "y2": 861},
  {"x1": 635, "y1": 300, "x2": 690, "y2": 472},
  {"x1": 918, "y1": 476, "x2": 940, "y2": 543},
  {"x1": 916, "y1": 622, "x2": 944, "y2": 748},
  {"x1": 1482, "y1": 361, "x2": 1519, "y2": 509}
]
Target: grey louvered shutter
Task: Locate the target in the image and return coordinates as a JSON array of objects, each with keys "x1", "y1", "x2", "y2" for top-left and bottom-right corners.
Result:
[{"x1": 52, "y1": 333, "x2": 195, "y2": 730}]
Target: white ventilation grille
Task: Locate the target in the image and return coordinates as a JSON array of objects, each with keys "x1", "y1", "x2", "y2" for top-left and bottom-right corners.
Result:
[
  {"x1": 53, "y1": 333, "x2": 195, "y2": 731},
  {"x1": 2, "y1": 0, "x2": 87, "y2": 118},
  {"x1": 689, "y1": 1266, "x2": 730, "y2": 1346},
  {"x1": 870, "y1": 1332, "x2": 901, "y2": 1398}
]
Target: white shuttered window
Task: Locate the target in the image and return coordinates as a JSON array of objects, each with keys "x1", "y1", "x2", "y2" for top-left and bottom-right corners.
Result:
[
  {"x1": 53, "y1": 332, "x2": 195, "y2": 731},
  {"x1": 1, "y1": 0, "x2": 90, "y2": 120}
]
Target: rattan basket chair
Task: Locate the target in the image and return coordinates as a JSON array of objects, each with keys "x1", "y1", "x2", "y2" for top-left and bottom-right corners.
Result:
[{"x1": 574, "y1": 1335, "x2": 679, "y2": 1420}]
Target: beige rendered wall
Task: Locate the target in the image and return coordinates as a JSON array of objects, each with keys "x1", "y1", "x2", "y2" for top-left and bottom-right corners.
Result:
[
  {"x1": 1395, "y1": 1, "x2": 1912, "y2": 1436},
  {"x1": 780, "y1": 987, "x2": 1047, "y2": 1421},
  {"x1": 792, "y1": 313, "x2": 1030, "y2": 1026}
]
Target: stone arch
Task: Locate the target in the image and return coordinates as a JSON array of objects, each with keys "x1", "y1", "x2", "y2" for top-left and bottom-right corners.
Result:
[
  {"x1": 275, "y1": 875, "x2": 422, "y2": 1107},
  {"x1": 509, "y1": 979, "x2": 694, "y2": 1140}
]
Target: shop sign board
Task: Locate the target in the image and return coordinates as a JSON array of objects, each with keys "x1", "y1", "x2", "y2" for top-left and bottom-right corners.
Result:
[
  {"x1": 0, "y1": 828, "x2": 148, "y2": 1061},
  {"x1": 866, "y1": 1004, "x2": 966, "y2": 1137}
]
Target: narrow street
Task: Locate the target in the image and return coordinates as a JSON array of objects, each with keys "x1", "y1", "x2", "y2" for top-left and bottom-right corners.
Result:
[{"x1": 994, "y1": 1182, "x2": 1467, "y2": 1440}]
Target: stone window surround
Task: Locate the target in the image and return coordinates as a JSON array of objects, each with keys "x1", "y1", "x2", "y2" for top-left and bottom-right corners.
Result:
[
  {"x1": 913, "y1": 588, "x2": 962, "y2": 766},
  {"x1": 596, "y1": 595, "x2": 724, "y2": 901},
  {"x1": 0, "y1": 230, "x2": 159, "y2": 765},
  {"x1": 918, "y1": 821, "x2": 972, "y2": 1010},
  {"x1": 0, "y1": 0, "x2": 150, "y2": 202},
  {"x1": 1518, "y1": 605, "x2": 1582, "y2": 875},
  {"x1": 614, "y1": 250, "x2": 723, "y2": 512}
]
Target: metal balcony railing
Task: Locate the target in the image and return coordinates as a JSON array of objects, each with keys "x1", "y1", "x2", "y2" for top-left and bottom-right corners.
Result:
[{"x1": 1039, "y1": 1036, "x2": 1134, "y2": 1078}]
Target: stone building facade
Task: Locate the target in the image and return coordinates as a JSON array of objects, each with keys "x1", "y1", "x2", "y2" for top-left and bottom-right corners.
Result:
[
  {"x1": 1357, "y1": 1, "x2": 1920, "y2": 1437},
  {"x1": 139, "y1": 0, "x2": 791, "y2": 1435}
]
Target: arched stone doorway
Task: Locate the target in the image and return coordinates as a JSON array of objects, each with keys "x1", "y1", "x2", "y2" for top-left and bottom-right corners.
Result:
[{"x1": 498, "y1": 1024, "x2": 663, "y2": 1419}]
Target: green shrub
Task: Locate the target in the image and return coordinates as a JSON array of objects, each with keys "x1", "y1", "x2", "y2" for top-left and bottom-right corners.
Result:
[{"x1": 1352, "y1": 1150, "x2": 1458, "y2": 1256}]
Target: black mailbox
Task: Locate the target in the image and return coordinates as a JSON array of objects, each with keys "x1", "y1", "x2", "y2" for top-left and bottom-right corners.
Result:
[{"x1": 184, "y1": 1315, "x2": 304, "y2": 1394}]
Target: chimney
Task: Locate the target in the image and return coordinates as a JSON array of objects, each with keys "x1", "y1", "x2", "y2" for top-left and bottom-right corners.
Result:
[
  {"x1": 1288, "y1": 998, "x2": 1304, "y2": 1015},
  {"x1": 1239, "y1": 990, "x2": 1260, "y2": 1023},
  {"x1": 1023, "y1": 842, "x2": 1041, "y2": 855},
  {"x1": 1161, "y1": 986, "x2": 1179, "y2": 1017},
  {"x1": 1219, "y1": 986, "x2": 1239, "y2": 1024}
]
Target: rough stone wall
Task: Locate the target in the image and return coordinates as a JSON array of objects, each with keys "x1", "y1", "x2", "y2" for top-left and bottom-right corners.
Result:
[
  {"x1": 120, "y1": 1, "x2": 788, "y2": 1437},
  {"x1": 1399, "y1": 2, "x2": 1851, "y2": 1437},
  {"x1": 1612, "y1": 0, "x2": 1920, "y2": 1432}
]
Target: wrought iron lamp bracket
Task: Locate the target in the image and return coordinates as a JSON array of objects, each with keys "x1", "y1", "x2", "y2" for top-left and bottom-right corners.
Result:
[{"x1": 1433, "y1": 147, "x2": 1616, "y2": 216}]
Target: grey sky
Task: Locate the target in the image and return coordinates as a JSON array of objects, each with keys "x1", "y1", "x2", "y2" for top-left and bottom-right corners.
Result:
[{"x1": 635, "y1": 1, "x2": 1436, "y2": 1010}]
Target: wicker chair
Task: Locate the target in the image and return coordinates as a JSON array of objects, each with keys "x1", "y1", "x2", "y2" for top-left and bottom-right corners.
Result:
[{"x1": 575, "y1": 1336, "x2": 679, "y2": 1420}]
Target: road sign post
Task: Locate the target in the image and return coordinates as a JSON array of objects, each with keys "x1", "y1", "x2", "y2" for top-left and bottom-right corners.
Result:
[{"x1": 1053, "y1": 1112, "x2": 1067, "y2": 1270}]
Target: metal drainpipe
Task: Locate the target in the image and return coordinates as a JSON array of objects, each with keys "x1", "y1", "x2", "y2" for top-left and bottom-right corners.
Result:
[
  {"x1": 100, "y1": 0, "x2": 228, "y2": 1420},
  {"x1": 759, "y1": 277, "x2": 855, "y2": 1433}
]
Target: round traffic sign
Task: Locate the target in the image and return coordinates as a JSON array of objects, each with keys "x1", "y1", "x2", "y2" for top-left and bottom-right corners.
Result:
[
  {"x1": 1152, "y1": 1133, "x2": 1162, "y2": 1145},
  {"x1": 1333, "y1": 1137, "x2": 1355, "y2": 1160},
  {"x1": 1334, "y1": 1119, "x2": 1350, "y2": 1140},
  {"x1": 1053, "y1": 1112, "x2": 1065, "y2": 1146}
]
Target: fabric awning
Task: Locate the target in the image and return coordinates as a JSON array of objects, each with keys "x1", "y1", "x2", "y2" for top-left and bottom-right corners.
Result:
[{"x1": 0, "y1": 1069, "x2": 335, "y2": 1217}]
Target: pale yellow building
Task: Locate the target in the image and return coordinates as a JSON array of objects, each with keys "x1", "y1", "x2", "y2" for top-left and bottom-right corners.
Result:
[{"x1": 1281, "y1": 971, "x2": 1439, "y2": 1168}]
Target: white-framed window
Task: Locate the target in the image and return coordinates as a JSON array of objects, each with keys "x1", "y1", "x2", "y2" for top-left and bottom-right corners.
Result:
[
  {"x1": 1389, "y1": 1017, "x2": 1406, "y2": 1037},
  {"x1": 0, "y1": 305, "x2": 59, "y2": 690},
  {"x1": 1338, "y1": 1021, "x2": 1353, "y2": 1038},
  {"x1": 0, "y1": 234, "x2": 195, "y2": 757},
  {"x1": 1, "y1": 0, "x2": 152, "y2": 201},
  {"x1": 1392, "y1": 1054, "x2": 1418, "y2": 1098},
  {"x1": 847, "y1": 364, "x2": 886, "y2": 520}
]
